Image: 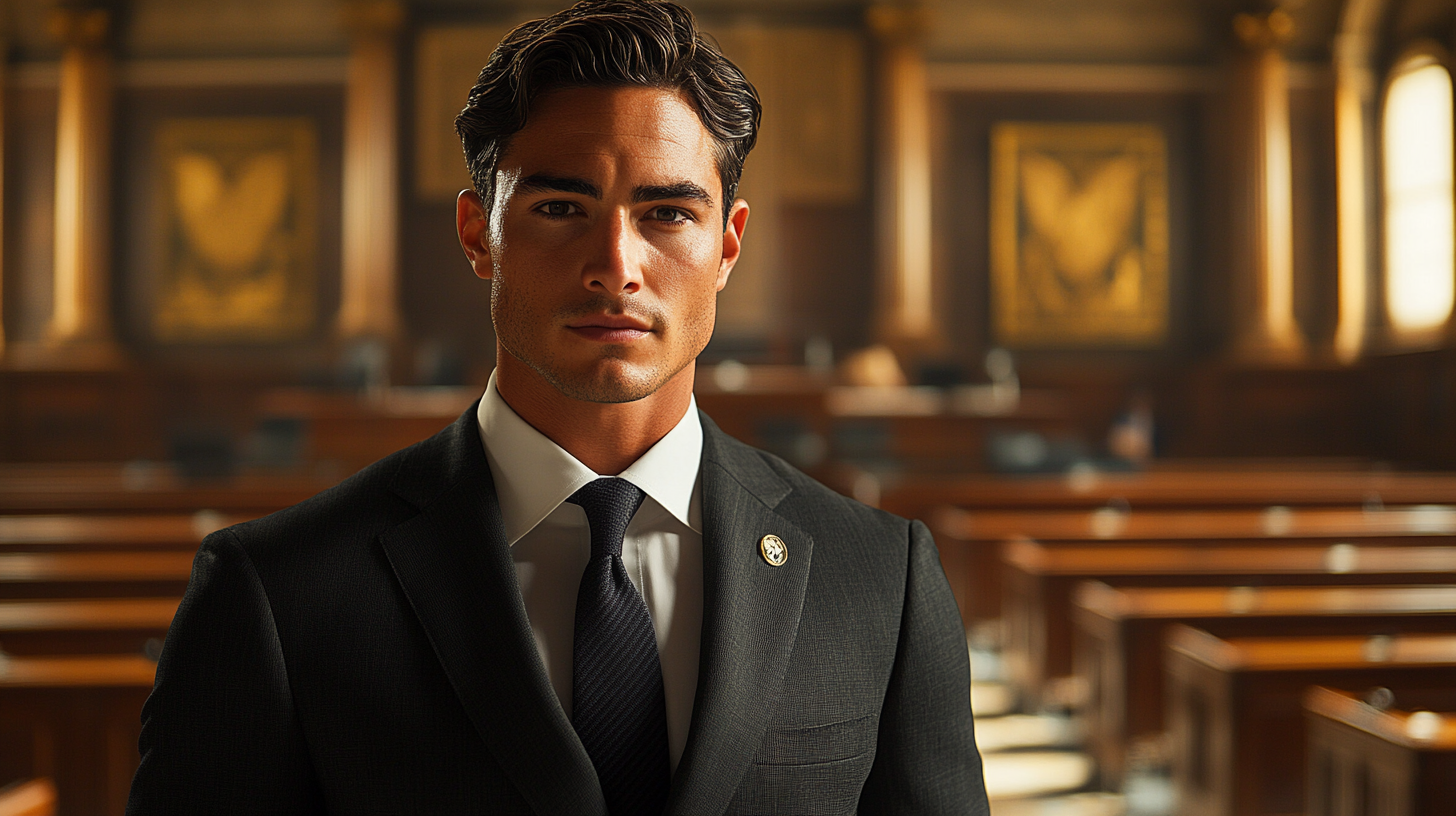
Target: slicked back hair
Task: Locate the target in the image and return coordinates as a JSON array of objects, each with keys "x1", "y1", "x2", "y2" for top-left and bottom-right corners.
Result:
[{"x1": 455, "y1": 0, "x2": 761, "y2": 228}]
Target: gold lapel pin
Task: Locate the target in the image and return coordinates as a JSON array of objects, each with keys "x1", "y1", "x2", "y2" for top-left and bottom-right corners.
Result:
[{"x1": 759, "y1": 534, "x2": 788, "y2": 567}]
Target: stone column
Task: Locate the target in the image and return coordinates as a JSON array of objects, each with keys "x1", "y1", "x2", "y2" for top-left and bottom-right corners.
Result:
[
  {"x1": 336, "y1": 0, "x2": 404, "y2": 345},
  {"x1": 0, "y1": 19, "x2": 8, "y2": 360},
  {"x1": 1227, "y1": 9, "x2": 1305, "y2": 363},
  {"x1": 1331, "y1": 31, "x2": 1374, "y2": 363},
  {"x1": 867, "y1": 4, "x2": 937, "y2": 354},
  {"x1": 44, "y1": 4, "x2": 122, "y2": 367}
]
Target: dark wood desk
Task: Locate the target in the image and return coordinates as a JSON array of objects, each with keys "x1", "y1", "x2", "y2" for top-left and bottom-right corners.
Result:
[
  {"x1": 1075, "y1": 583, "x2": 1456, "y2": 787},
  {"x1": 1166, "y1": 627, "x2": 1456, "y2": 816},
  {"x1": 0, "y1": 655, "x2": 157, "y2": 816},
  {"x1": 1004, "y1": 540, "x2": 1456, "y2": 704},
  {"x1": 1304, "y1": 686, "x2": 1456, "y2": 816}
]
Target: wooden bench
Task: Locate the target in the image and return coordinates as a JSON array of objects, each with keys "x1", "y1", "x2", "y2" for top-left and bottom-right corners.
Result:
[
  {"x1": 0, "y1": 553, "x2": 194, "y2": 600},
  {"x1": 256, "y1": 387, "x2": 477, "y2": 474},
  {"x1": 935, "y1": 504, "x2": 1456, "y2": 624},
  {"x1": 1004, "y1": 540, "x2": 1456, "y2": 703},
  {"x1": 0, "y1": 515, "x2": 233, "y2": 552},
  {"x1": 0, "y1": 599, "x2": 177, "y2": 657},
  {"x1": 0, "y1": 462, "x2": 335, "y2": 516},
  {"x1": 878, "y1": 467, "x2": 1456, "y2": 518},
  {"x1": 698, "y1": 377, "x2": 1073, "y2": 476},
  {"x1": 1304, "y1": 686, "x2": 1456, "y2": 816},
  {"x1": 1166, "y1": 627, "x2": 1456, "y2": 816},
  {"x1": 938, "y1": 504, "x2": 1456, "y2": 544},
  {"x1": 0, "y1": 656, "x2": 158, "y2": 816},
  {"x1": 1073, "y1": 583, "x2": 1456, "y2": 787}
]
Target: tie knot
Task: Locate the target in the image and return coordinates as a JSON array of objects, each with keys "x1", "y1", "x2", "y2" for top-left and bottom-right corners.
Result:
[{"x1": 568, "y1": 478, "x2": 647, "y2": 559}]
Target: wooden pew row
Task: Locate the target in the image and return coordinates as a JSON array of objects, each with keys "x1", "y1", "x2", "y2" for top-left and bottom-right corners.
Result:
[
  {"x1": 0, "y1": 599, "x2": 176, "y2": 656},
  {"x1": 0, "y1": 600, "x2": 178, "y2": 816},
  {"x1": 1073, "y1": 583, "x2": 1456, "y2": 787},
  {"x1": 1167, "y1": 628, "x2": 1456, "y2": 816},
  {"x1": 1004, "y1": 540, "x2": 1456, "y2": 703},
  {"x1": 1304, "y1": 686, "x2": 1456, "y2": 816},
  {"x1": 256, "y1": 387, "x2": 476, "y2": 474},
  {"x1": 935, "y1": 503, "x2": 1456, "y2": 624},
  {"x1": 938, "y1": 505, "x2": 1456, "y2": 543},
  {"x1": 0, "y1": 656, "x2": 157, "y2": 816},
  {"x1": 874, "y1": 468, "x2": 1456, "y2": 519},
  {"x1": 0, "y1": 553, "x2": 193, "y2": 599},
  {"x1": 0, "y1": 515, "x2": 233, "y2": 552},
  {"x1": 0, "y1": 463, "x2": 335, "y2": 516}
]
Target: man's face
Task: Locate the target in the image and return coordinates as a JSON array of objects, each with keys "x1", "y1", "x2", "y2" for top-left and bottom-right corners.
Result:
[{"x1": 457, "y1": 85, "x2": 749, "y2": 404}]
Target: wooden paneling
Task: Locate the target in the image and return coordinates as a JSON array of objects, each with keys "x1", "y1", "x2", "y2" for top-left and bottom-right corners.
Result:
[
  {"x1": 1367, "y1": 348, "x2": 1456, "y2": 469},
  {"x1": 1163, "y1": 363, "x2": 1374, "y2": 459},
  {"x1": 0, "y1": 372, "x2": 147, "y2": 463}
]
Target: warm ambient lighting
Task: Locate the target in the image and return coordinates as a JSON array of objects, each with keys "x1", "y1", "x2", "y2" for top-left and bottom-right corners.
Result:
[{"x1": 1383, "y1": 58, "x2": 1455, "y2": 335}]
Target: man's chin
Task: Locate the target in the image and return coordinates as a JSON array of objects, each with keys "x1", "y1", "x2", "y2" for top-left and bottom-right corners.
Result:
[{"x1": 541, "y1": 363, "x2": 669, "y2": 404}]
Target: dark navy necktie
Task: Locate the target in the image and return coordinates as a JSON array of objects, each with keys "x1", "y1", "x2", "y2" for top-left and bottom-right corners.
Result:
[{"x1": 568, "y1": 478, "x2": 670, "y2": 815}]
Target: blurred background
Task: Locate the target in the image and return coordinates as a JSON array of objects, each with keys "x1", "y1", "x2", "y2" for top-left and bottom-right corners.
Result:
[
  {"x1": 2, "y1": 0, "x2": 1454, "y2": 473},
  {"x1": 3, "y1": 0, "x2": 1456, "y2": 814}
]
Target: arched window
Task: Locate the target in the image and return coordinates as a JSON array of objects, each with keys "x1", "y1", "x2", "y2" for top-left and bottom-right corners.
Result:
[{"x1": 1383, "y1": 54, "x2": 1455, "y2": 339}]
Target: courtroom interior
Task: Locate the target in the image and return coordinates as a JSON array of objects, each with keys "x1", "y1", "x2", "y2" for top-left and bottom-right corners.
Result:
[{"x1": 3, "y1": 0, "x2": 1456, "y2": 813}]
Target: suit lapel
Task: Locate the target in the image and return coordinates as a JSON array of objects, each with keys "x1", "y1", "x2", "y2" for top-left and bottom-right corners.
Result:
[
  {"x1": 378, "y1": 407, "x2": 606, "y2": 815},
  {"x1": 668, "y1": 416, "x2": 815, "y2": 814}
]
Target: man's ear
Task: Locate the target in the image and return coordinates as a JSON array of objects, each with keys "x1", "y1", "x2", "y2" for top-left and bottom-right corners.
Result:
[
  {"x1": 716, "y1": 199, "x2": 750, "y2": 291},
  {"x1": 457, "y1": 190, "x2": 493, "y2": 280}
]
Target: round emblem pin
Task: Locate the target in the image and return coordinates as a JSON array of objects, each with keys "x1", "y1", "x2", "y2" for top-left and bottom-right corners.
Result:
[{"x1": 759, "y1": 534, "x2": 788, "y2": 567}]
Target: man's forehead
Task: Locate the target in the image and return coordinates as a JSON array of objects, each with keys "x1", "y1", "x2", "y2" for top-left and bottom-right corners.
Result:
[
  {"x1": 529, "y1": 84, "x2": 700, "y2": 122},
  {"x1": 497, "y1": 85, "x2": 717, "y2": 176}
]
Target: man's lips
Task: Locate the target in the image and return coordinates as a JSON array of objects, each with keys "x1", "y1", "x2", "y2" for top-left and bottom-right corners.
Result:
[{"x1": 566, "y1": 315, "x2": 653, "y2": 342}]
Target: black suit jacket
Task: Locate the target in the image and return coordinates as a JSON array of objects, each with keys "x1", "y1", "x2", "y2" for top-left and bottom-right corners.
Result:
[{"x1": 128, "y1": 406, "x2": 988, "y2": 815}]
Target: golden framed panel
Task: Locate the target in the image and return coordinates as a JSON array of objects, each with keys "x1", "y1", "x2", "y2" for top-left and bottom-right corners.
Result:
[
  {"x1": 990, "y1": 122, "x2": 1169, "y2": 348},
  {"x1": 738, "y1": 26, "x2": 866, "y2": 203},
  {"x1": 415, "y1": 25, "x2": 515, "y2": 199},
  {"x1": 153, "y1": 117, "x2": 318, "y2": 343}
]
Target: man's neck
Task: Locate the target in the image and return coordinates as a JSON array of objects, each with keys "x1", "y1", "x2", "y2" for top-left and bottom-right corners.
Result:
[{"x1": 492, "y1": 354, "x2": 696, "y2": 476}]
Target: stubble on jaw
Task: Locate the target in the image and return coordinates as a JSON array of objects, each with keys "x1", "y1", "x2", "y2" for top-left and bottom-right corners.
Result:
[{"x1": 491, "y1": 282, "x2": 714, "y2": 404}]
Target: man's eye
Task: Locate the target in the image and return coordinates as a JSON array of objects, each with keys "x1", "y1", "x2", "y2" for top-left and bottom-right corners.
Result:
[
  {"x1": 538, "y1": 201, "x2": 579, "y2": 218},
  {"x1": 650, "y1": 206, "x2": 691, "y2": 224}
]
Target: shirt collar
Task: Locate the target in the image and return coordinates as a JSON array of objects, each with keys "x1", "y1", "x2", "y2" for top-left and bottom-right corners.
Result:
[{"x1": 476, "y1": 371, "x2": 703, "y2": 545}]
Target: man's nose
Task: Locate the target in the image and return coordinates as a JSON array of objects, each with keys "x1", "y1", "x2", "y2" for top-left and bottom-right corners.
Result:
[{"x1": 581, "y1": 210, "x2": 644, "y2": 295}]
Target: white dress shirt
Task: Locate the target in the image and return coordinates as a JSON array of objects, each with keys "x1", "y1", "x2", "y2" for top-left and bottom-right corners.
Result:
[{"x1": 475, "y1": 373, "x2": 703, "y2": 771}]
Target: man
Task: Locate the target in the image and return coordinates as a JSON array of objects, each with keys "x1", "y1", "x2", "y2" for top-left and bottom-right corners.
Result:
[{"x1": 128, "y1": 1, "x2": 987, "y2": 813}]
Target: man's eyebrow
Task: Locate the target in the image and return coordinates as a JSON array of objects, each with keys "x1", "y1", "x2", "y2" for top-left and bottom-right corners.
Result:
[
  {"x1": 514, "y1": 173, "x2": 602, "y2": 199},
  {"x1": 633, "y1": 182, "x2": 714, "y2": 206}
]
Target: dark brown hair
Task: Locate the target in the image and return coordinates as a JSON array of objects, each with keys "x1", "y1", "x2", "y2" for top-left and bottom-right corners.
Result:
[{"x1": 454, "y1": 0, "x2": 760, "y2": 226}]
